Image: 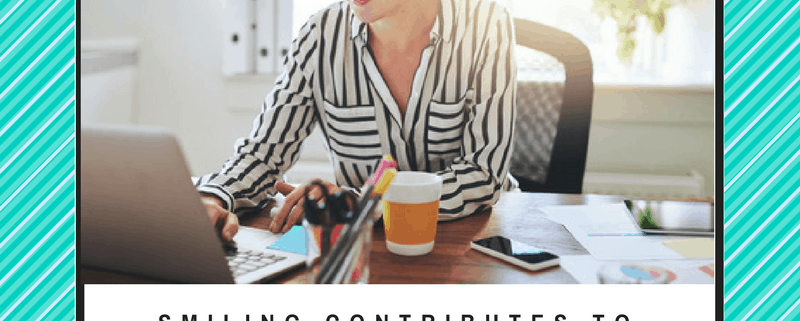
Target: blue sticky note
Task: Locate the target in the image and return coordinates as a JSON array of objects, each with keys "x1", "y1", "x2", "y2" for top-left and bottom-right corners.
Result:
[{"x1": 266, "y1": 225, "x2": 307, "y2": 255}]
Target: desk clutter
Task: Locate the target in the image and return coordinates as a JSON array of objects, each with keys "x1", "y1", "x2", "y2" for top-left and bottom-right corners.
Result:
[
  {"x1": 253, "y1": 188, "x2": 714, "y2": 284},
  {"x1": 539, "y1": 203, "x2": 715, "y2": 284},
  {"x1": 302, "y1": 155, "x2": 398, "y2": 284}
]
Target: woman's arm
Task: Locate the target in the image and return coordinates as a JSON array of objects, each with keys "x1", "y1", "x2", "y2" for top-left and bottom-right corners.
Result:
[
  {"x1": 437, "y1": 6, "x2": 516, "y2": 220},
  {"x1": 195, "y1": 21, "x2": 321, "y2": 215}
]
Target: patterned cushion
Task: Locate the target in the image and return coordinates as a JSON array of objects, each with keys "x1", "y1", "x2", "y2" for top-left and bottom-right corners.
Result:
[
  {"x1": 510, "y1": 81, "x2": 564, "y2": 184},
  {"x1": 510, "y1": 46, "x2": 566, "y2": 184}
]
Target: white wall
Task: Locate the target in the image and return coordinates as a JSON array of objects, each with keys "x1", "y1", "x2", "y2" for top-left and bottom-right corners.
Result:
[
  {"x1": 81, "y1": 0, "x2": 714, "y2": 198},
  {"x1": 81, "y1": 67, "x2": 137, "y2": 124},
  {"x1": 81, "y1": 0, "x2": 264, "y2": 176},
  {"x1": 588, "y1": 87, "x2": 714, "y2": 197}
]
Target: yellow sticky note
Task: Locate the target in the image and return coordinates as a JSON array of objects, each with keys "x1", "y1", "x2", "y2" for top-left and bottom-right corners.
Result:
[{"x1": 663, "y1": 238, "x2": 714, "y2": 258}]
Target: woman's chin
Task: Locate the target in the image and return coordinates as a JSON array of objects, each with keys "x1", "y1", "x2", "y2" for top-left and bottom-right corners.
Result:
[
  {"x1": 352, "y1": 7, "x2": 380, "y2": 24},
  {"x1": 350, "y1": 0, "x2": 399, "y2": 24}
]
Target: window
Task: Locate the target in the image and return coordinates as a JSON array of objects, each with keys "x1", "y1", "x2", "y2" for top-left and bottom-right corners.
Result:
[
  {"x1": 288, "y1": 0, "x2": 714, "y2": 86},
  {"x1": 507, "y1": 0, "x2": 714, "y2": 86}
]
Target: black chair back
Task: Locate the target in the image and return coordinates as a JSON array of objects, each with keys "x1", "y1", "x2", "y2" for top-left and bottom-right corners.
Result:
[{"x1": 510, "y1": 18, "x2": 594, "y2": 194}]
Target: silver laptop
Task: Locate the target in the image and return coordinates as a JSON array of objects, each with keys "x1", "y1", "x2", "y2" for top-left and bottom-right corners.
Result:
[{"x1": 80, "y1": 124, "x2": 308, "y2": 283}]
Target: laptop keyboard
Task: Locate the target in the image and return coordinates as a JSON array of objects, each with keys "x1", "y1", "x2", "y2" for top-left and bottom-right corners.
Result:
[{"x1": 226, "y1": 249, "x2": 287, "y2": 277}]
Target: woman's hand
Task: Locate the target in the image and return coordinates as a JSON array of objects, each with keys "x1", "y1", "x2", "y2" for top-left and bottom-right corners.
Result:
[
  {"x1": 201, "y1": 195, "x2": 239, "y2": 243},
  {"x1": 269, "y1": 180, "x2": 342, "y2": 233}
]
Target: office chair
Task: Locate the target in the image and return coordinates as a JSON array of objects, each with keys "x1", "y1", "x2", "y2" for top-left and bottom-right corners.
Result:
[{"x1": 509, "y1": 18, "x2": 594, "y2": 194}]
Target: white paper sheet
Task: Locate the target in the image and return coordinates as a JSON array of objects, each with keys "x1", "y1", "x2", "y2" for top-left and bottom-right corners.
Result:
[
  {"x1": 539, "y1": 204, "x2": 684, "y2": 260},
  {"x1": 541, "y1": 203, "x2": 641, "y2": 234},
  {"x1": 559, "y1": 255, "x2": 603, "y2": 284},
  {"x1": 578, "y1": 235, "x2": 684, "y2": 260}
]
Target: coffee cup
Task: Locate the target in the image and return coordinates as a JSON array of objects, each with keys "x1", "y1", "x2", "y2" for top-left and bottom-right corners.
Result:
[{"x1": 381, "y1": 172, "x2": 443, "y2": 256}]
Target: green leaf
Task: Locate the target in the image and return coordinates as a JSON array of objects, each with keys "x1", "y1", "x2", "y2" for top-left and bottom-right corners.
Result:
[
  {"x1": 593, "y1": 0, "x2": 671, "y2": 63},
  {"x1": 617, "y1": 33, "x2": 636, "y2": 63},
  {"x1": 638, "y1": 208, "x2": 660, "y2": 229}
]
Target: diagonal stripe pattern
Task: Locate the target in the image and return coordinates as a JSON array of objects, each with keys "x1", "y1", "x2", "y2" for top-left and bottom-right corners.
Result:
[
  {"x1": 0, "y1": 0, "x2": 76, "y2": 320},
  {"x1": 725, "y1": 0, "x2": 800, "y2": 320}
]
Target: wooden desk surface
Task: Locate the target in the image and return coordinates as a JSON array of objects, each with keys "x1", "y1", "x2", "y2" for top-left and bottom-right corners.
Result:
[{"x1": 81, "y1": 192, "x2": 710, "y2": 284}]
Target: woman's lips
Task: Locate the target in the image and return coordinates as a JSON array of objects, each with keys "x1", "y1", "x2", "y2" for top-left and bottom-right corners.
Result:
[{"x1": 352, "y1": 0, "x2": 370, "y2": 6}]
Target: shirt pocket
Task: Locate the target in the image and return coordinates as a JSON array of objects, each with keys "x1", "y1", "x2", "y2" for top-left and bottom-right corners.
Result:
[
  {"x1": 322, "y1": 100, "x2": 383, "y2": 162},
  {"x1": 427, "y1": 90, "x2": 473, "y2": 162}
]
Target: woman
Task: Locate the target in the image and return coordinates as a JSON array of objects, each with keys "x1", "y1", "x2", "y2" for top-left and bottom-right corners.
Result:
[{"x1": 197, "y1": 0, "x2": 517, "y2": 241}]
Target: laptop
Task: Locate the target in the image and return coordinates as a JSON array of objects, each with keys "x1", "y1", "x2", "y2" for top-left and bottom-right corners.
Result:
[
  {"x1": 80, "y1": 124, "x2": 309, "y2": 283},
  {"x1": 624, "y1": 199, "x2": 715, "y2": 237}
]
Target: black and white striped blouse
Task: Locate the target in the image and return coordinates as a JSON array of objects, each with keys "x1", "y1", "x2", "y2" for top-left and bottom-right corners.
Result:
[{"x1": 197, "y1": 0, "x2": 517, "y2": 220}]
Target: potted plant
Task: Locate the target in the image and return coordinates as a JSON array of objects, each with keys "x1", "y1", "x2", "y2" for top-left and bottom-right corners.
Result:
[{"x1": 592, "y1": 0, "x2": 672, "y2": 64}]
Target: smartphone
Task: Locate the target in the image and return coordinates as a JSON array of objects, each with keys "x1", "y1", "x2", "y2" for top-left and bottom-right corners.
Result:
[{"x1": 470, "y1": 236, "x2": 560, "y2": 271}]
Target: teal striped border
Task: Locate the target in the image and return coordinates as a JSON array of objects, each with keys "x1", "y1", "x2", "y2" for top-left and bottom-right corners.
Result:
[
  {"x1": 724, "y1": 0, "x2": 800, "y2": 320},
  {"x1": 3, "y1": 0, "x2": 797, "y2": 319},
  {"x1": 0, "y1": 0, "x2": 76, "y2": 320}
]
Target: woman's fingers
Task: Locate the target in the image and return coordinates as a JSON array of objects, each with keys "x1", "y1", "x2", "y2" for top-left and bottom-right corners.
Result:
[
  {"x1": 271, "y1": 184, "x2": 313, "y2": 232},
  {"x1": 222, "y1": 212, "x2": 239, "y2": 241},
  {"x1": 282, "y1": 198, "x2": 308, "y2": 233},
  {"x1": 269, "y1": 180, "x2": 341, "y2": 233},
  {"x1": 201, "y1": 196, "x2": 238, "y2": 242},
  {"x1": 275, "y1": 181, "x2": 296, "y2": 196}
]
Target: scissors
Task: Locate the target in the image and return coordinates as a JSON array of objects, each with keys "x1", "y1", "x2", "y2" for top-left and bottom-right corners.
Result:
[{"x1": 302, "y1": 180, "x2": 358, "y2": 257}]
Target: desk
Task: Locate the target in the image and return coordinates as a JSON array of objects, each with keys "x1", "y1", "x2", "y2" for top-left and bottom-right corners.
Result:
[{"x1": 81, "y1": 192, "x2": 710, "y2": 284}]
